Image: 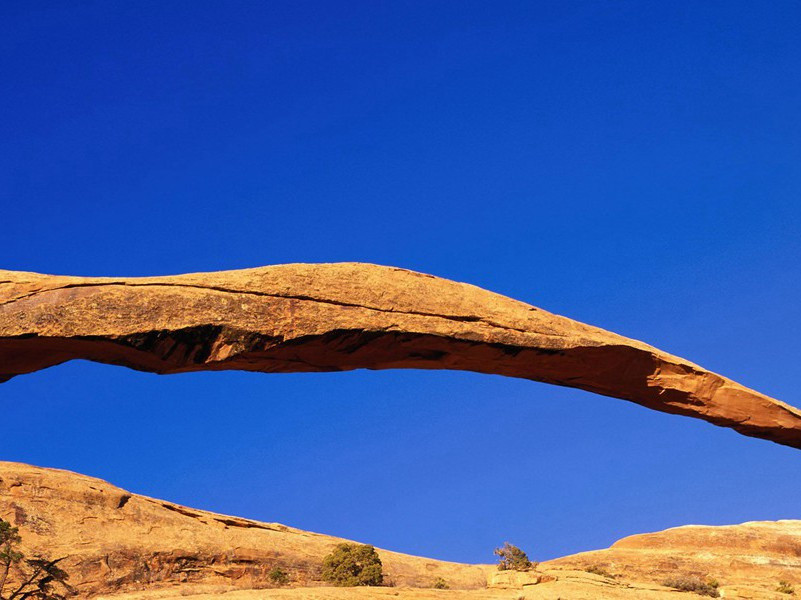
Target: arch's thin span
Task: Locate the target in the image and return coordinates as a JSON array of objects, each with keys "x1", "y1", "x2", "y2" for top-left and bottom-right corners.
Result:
[{"x1": 1, "y1": 263, "x2": 799, "y2": 449}]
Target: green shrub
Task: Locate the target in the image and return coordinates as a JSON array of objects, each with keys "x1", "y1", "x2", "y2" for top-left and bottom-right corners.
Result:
[
  {"x1": 662, "y1": 575, "x2": 719, "y2": 597},
  {"x1": 777, "y1": 580, "x2": 796, "y2": 595},
  {"x1": 268, "y1": 567, "x2": 289, "y2": 585},
  {"x1": 433, "y1": 576, "x2": 449, "y2": 589},
  {"x1": 321, "y1": 543, "x2": 384, "y2": 586},
  {"x1": 494, "y1": 542, "x2": 534, "y2": 571}
]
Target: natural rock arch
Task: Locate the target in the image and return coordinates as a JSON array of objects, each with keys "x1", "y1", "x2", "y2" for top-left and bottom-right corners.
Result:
[{"x1": 1, "y1": 262, "x2": 799, "y2": 449}]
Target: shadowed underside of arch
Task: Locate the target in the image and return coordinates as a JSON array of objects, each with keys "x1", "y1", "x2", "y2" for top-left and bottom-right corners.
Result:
[{"x1": 1, "y1": 262, "x2": 799, "y2": 449}]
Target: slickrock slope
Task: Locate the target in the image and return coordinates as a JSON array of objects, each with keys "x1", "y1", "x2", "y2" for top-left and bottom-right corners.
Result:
[
  {"x1": 90, "y1": 523, "x2": 801, "y2": 598},
  {"x1": 544, "y1": 520, "x2": 801, "y2": 596},
  {"x1": 1, "y1": 263, "x2": 799, "y2": 448},
  {"x1": 3, "y1": 462, "x2": 799, "y2": 599},
  {"x1": 0, "y1": 462, "x2": 491, "y2": 596},
  {"x1": 91, "y1": 585, "x2": 722, "y2": 600}
]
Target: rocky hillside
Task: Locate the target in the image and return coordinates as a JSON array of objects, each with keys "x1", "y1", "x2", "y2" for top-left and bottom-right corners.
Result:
[
  {"x1": 0, "y1": 461, "x2": 490, "y2": 596},
  {"x1": 1, "y1": 461, "x2": 799, "y2": 599},
  {"x1": 544, "y1": 520, "x2": 801, "y2": 598}
]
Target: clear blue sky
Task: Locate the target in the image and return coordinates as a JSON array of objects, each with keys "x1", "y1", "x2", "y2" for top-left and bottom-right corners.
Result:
[{"x1": 2, "y1": 1, "x2": 800, "y2": 563}]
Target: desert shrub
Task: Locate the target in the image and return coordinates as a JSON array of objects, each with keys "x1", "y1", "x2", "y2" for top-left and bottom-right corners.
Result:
[
  {"x1": 321, "y1": 543, "x2": 383, "y2": 587},
  {"x1": 494, "y1": 542, "x2": 534, "y2": 571},
  {"x1": 777, "y1": 580, "x2": 796, "y2": 595},
  {"x1": 432, "y1": 576, "x2": 449, "y2": 589},
  {"x1": 662, "y1": 575, "x2": 719, "y2": 597},
  {"x1": 268, "y1": 567, "x2": 289, "y2": 585},
  {"x1": 0, "y1": 518, "x2": 72, "y2": 600},
  {"x1": 585, "y1": 564, "x2": 613, "y2": 578}
]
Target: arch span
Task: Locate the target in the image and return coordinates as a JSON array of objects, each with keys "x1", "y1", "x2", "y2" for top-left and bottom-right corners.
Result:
[{"x1": 1, "y1": 263, "x2": 799, "y2": 449}]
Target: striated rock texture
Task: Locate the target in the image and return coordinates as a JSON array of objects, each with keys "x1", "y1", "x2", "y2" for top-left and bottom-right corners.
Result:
[
  {"x1": 0, "y1": 461, "x2": 491, "y2": 596},
  {"x1": 1, "y1": 263, "x2": 799, "y2": 448},
  {"x1": 2, "y1": 462, "x2": 799, "y2": 599},
  {"x1": 544, "y1": 520, "x2": 801, "y2": 596}
]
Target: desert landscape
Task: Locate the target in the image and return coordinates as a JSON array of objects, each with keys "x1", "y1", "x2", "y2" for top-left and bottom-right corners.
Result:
[
  {"x1": 1, "y1": 460, "x2": 800, "y2": 599},
  {"x1": 2, "y1": 264, "x2": 800, "y2": 599},
  {"x1": 3, "y1": 4, "x2": 799, "y2": 599}
]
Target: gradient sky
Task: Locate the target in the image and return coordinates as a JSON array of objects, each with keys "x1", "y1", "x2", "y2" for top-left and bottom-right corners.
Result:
[{"x1": 2, "y1": 1, "x2": 800, "y2": 564}]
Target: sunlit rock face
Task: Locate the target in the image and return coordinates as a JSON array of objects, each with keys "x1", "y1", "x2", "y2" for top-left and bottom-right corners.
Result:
[
  {"x1": 0, "y1": 461, "x2": 491, "y2": 596},
  {"x1": 544, "y1": 520, "x2": 801, "y2": 596},
  {"x1": 1, "y1": 263, "x2": 800, "y2": 449},
  {"x1": 1, "y1": 461, "x2": 800, "y2": 599}
]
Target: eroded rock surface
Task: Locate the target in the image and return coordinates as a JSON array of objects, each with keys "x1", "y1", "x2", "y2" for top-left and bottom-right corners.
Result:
[
  {"x1": 1, "y1": 462, "x2": 799, "y2": 599},
  {"x1": 544, "y1": 520, "x2": 801, "y2": 594},
  {"x1": 0, "y1": 461, "x2": 490, "y2": 596},
  {"x1": 1, "y1": 263, "x2": 799, "y2": 448}
]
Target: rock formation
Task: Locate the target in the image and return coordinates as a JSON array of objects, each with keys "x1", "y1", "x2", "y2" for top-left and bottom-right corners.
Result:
[
  {"x1": 0, "y1": 461, "x2": 490, "y2": 596},
  {"x1": 544, "y1": 520, "x2": 801, "y2": 599},
  {"x1": 1, "y1": 461, "x2": 799, "y2": 599},
  {"x1": 1, "y1": 263, "x2": 799, "y2": 448}
]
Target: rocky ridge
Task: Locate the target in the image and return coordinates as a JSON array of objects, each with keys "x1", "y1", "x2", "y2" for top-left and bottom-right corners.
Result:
[
  {"x1": 547, "y1": 520, "x2": 801, "y2": 597},
  {"x1": 0, "y1": 461, "x2": 490, "y2": 595},
  {"x1": 1, "y1": 462, "x2": 799, "y2": 599}
]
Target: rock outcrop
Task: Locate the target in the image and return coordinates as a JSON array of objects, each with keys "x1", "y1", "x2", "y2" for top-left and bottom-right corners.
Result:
[
  {"x1": 1, "y1": 461, "x2": 799, "y2": 599},
  {"x1": 0, "y1": 461, "x2": 490, "y2": 596},
  {"x1": 543, "y1": 520, "x2": 801, "y2": 597},
  {"x1": 1, "y1": 263, "x2": 799, "y2": 448}
]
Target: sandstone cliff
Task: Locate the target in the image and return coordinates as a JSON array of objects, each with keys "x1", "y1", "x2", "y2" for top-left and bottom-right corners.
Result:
[{"x1": 1, "y1": 263, "x2": 799, "y2": 448}]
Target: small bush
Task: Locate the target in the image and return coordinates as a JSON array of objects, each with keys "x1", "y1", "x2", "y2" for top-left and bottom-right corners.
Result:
[
  {"x1": 433, "y1": 576, "x2": 449, "y2": 589},
  {"x1": 662, "y1": 575, "x2": 719, "y2": 597},
  {"x1": 494, "y1": 542, "x2": 534, "y2": 571},
  {"x1": 777, "y1": 580, "x2": 796, "y2": 595},
  {"x1": 321, "y1": 543, "x2": 384, "y2": 586},
  {"x1": 268, "y1": 567, "x2": 289, "y2": 585},
  {"x1": 585, "y1": 564, "x2": 613, "y2": 578}
]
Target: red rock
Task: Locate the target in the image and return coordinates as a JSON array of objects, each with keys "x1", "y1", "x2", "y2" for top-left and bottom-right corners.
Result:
[{"x1": 1, "y1": 263, "x2": 799, "y2": 448}]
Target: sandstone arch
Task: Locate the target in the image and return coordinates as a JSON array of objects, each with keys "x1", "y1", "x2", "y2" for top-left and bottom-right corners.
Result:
[{"x1": 1, "y1": 263, "x2": 799, "y2": 449}]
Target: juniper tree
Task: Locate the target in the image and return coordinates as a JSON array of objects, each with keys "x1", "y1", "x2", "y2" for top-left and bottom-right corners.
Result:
[
  {"x1": 0, "y1": 519, "x2": 71, "y2": 600},
  {"x1": 321, "y1": 543, "x2": 383, "y2": 586},
  {"x1": 493, "y1": 542, "x2": 534, "y2": 571}
]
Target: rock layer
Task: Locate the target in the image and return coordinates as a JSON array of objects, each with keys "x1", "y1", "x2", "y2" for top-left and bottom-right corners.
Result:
[
  {"x1": 0, "y1": 461, "x2": 490, "y2": 596},
  {"x1": 545, "y1": 520, "x2": 801, "y2": 594},
  {"x1": 1, "y1": 263, "x2": 799, "y2": 448},
  {"x1": 1, "y1": 462, "x2": 799, "y2": 599}
]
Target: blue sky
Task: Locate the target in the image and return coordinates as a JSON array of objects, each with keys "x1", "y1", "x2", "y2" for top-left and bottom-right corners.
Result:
[{"x1": 1, "y1": 1, "x2": 800, "y2": 563}]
